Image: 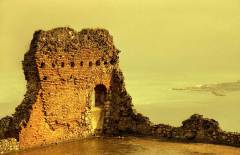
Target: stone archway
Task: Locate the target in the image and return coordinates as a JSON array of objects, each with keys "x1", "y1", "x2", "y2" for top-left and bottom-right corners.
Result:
[
  {"x1": 91, "y1": 84, "x2": 107, "y2": 133},
  {"x1": 94, "y1": 84, "x2": 106, "y2": 107}
]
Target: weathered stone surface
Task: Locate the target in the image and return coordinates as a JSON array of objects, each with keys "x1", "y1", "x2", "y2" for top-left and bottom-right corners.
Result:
[
  {"x1": 0, "y1": 27, "x2": 239, "y2": 153},
  {"x1": 104, "y1": 69, "x2": 152, "y2": 135},
  {"x1": 0, "y1": 116, "x2": 13, "y2": 139},
  {"x1": 0, "y1": 27, "x2": 150, "y2": 150},
  {"x1": 152, "y1": 114, "x2": 240, "y2": 147},
  {"x1": 0, "y1": 138, "x2": 19, "y2": 154}
]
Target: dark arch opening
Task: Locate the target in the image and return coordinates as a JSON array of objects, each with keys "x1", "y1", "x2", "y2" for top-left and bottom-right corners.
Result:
[
  {"x1": 110, "y1": 59, "x2": 117, "y2": 65},
  {"x1": 52, "y1": 63, "x2": 55, "y2": 68},
  {"x1": 80, "y1": 61, "x2": 83, "y2": 66},
  {"x1": 70, "y1": 62, "x2": 75, "y2": 68},
  {"x1": 96, "y1": 60, "x2": 101, "y2": 66},
  {"x1": 94, "y1": 84, "x2": 107, "y2": 107},
  {"x1": 43, "y1": 76, "x2": 47, "y2": 80},
  {"x1": 61, "y1": 62, "x2": 65, "y2": 68},
  {"x1": 40, "y1": 62, "x2": 45, "y2": 68},
  {"x1": 89, "y1": 61, "x2": 93, "y2": 67}
]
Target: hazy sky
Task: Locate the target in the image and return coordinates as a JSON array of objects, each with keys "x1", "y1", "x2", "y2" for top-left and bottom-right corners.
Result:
[
  {"x1": 0, "y1": 0, "x2": 240, "y2": 127},
  {"x1": 1, "y1": 0, "x2": 240, "y2": 74}
]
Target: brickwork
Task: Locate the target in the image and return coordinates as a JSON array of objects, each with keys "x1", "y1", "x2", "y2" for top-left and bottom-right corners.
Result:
[{"x1": 0, "y1": 27, "x2": 149, "y2": 149}]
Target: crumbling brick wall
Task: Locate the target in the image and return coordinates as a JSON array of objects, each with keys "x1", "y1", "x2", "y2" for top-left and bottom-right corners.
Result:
[
  {"x1": 152, "y1": 114, "x2": 240, "y2": 147},
  {"x1": 104, "y1": 69, "x2": 152, "y2": 135},
  {"x1": 0, "y1": 27, "x2": 151, "y2": 149}
]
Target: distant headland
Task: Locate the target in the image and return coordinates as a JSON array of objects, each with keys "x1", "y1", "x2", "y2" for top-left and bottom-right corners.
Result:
[{"x1": 173, "y1": 81, "x2": 240, "y2": 96}]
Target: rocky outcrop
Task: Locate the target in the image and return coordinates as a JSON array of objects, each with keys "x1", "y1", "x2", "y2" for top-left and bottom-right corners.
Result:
[
  {"x1": 173, "y1": 81, "x2": 240, "y2": 96},
  {"x1": 0, "y1": 116, "x2": 13, "y2": 140},
  {"x1": 152, "y1": 114, "x2": 240, "y2": 147}
]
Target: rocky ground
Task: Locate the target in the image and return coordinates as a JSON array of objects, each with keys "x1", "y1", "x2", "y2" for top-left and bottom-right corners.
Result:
[
  {"x1": 0, "y1": 138, "x2": 18, "y2": 154},
  {"x1": 1, "y1": 114, "x2": 240, "y2": 154}
]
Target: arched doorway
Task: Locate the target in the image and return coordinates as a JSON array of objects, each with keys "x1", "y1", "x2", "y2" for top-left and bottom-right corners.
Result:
[
  {"x1": 91, "y1": 84, "x2": 107, "y2": 133},
  {"x1": 94, "y1": 84, "x2": 106, "y2": 107}
]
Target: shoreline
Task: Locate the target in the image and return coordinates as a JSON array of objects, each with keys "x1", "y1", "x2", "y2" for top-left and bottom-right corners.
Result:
[
  {"x1": 3, "y1": 136, "x2": 240, "y2": 155},
  {"x1": 1, "y1": 114, "x2": 240, "y2": 154}
]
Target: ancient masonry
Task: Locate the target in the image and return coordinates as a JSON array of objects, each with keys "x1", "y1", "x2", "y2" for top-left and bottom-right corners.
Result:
[
  {"x1": 0, "y1": 27, "x2": 239, "y2": 153},
  {"x1": 0, "y1": 27, "x2": 152, "y2": 150}
]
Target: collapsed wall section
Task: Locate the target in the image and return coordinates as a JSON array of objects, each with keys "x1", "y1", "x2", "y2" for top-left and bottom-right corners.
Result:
[{"x1": 103, "y1": 69, "x2": 152, "y2": 135}]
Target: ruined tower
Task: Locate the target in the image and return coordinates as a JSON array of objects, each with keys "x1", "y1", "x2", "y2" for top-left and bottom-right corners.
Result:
[
  {"x1": 3, "y1": 27, "x2": 151, "y2": 149},
  {"x1": 0, "y1": 27, "x2": 240, "y2": 153}
]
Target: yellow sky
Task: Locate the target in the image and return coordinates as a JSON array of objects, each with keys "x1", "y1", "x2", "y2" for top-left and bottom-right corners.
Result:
[
  {"x1": 0, "y1": 0, "x2": 240, "y2": 123},
  {"x1": 1, "y1": 0, "x2": 240, "y2": 74}
]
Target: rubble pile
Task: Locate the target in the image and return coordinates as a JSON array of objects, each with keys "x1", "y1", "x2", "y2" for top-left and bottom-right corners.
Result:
[{"x1": 152, "y1": 114, "x2": 240, "y2": 147}]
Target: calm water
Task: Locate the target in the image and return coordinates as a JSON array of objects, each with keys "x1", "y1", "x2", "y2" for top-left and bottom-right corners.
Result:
[
  {"x1": 125, "y1": 71, "x2": 240, "y2": 132},
  {"x1": 7, "y1": 137, "x2": 240, "y2": 155},
  {"x1": 0, "y1": 71, "x2": 240, "y2": 132}
]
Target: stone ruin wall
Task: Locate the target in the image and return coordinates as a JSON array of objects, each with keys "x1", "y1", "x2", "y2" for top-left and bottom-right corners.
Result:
[
  {"x1": 0, "y1": 27, "x2": 239, "y2": 153},
  {"x1": 0, "y1": 27, "x2": 151, "y2": 150},
  {"x1": 20, "y1": 50, "x2": 113, "y2": 148},
  {"x1": 17, "y1": 28, "x2": 121, "y2": 149},
  {"x1": 2, "y1": 28, "x2": 125, "y2": 148},
  {"x1": 152, "y1": 114, "x2": 240, "y2": 147}
]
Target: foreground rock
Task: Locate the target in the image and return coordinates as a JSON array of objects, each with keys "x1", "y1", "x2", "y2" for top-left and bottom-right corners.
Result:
[{"x1": 0, "y1": 138, "x2": 18, "y2": 154}]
